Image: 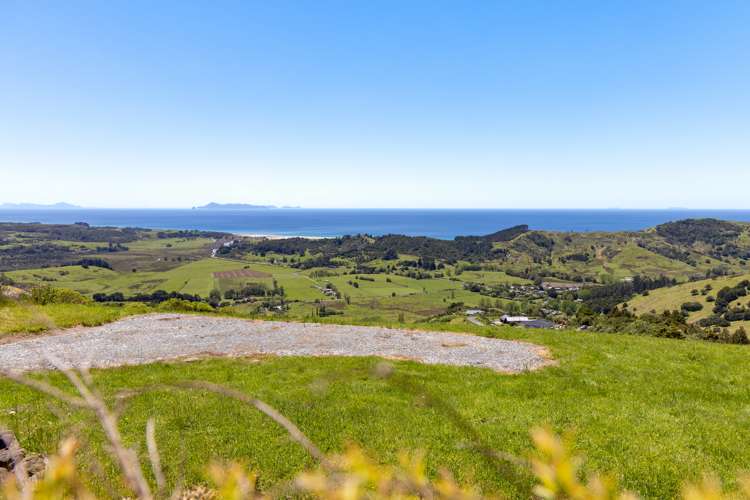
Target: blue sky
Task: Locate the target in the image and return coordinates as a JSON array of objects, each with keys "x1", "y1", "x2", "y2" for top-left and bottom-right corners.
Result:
[{"x1": 2, "y1": 0, "x2": 749, "y2": 208}]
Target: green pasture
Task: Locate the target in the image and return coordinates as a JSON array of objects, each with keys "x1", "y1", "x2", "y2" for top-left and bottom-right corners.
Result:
[
  {"x1": 456, "y1": 270, "x2": 531, "y2": 285},
  {"x1": 7, "y1": 259, "x2": 242, "y2": 297},
  {"x1": 2, "y1": 323, "x2": 750, "y2": 498},
  {"x1": 627, "y1": 272, "x2": 750, "y2": 322}
]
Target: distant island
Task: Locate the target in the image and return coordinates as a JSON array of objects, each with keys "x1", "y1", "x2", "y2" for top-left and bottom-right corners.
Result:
[
  {"x1": 193, "y1": 202, "x2": 277, "y2": 210},
  {"x1": 0, "y1": 202, "x2": 81, "y2": 210}
]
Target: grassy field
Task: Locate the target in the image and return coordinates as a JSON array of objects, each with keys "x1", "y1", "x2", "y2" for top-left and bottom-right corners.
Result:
[
  {"x1": 214, "y1": 259, "x2": 326, "y2": 301},
  {"x1": 627, "y1": 273, "x2": 750, "y2": 322},
  {"x1": 7, "y1": 259, "x2": 248, "y2": 297},
  {"x1": 6, "y1": 257, "x2": 504, "y2": 323},
  {"x1": 455, "y1": 270, "x2": 531, "y2": 285},
  {"x1": 494, "y1": 232, "x2": 741, "y2": 283},
  {"x1": 0, "y1": 301, "x2": 149, "y2": 334},
  {"x1": 2, "y1": 323, "x2": 750, "y2": 498}
]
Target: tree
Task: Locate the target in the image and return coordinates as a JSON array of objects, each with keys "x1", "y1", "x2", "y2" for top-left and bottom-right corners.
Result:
[
  {"x1": 731, "y1": 326, "x2": 749, "y2": 345},
  {"x1": 681, "y1": 302, "x2": 704, "y2": 312},
  {"x1": 209, "y1": 289, "x2": 222, "y2": 306},
  {"x1": 383, "y1": 248, "x2": 398, "y2": 260}
]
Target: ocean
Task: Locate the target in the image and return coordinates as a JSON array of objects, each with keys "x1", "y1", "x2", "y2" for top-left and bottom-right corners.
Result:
[{"x1": 1, "y1": 209, "x2": 750, "y2": 240}]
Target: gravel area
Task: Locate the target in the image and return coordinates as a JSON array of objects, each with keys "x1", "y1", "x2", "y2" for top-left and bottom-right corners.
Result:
[{"x1": 0, "y1": 314, "x2": 552, "y2": 373}]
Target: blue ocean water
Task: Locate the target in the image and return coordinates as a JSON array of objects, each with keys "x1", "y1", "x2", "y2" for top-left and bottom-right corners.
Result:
[{"x1": 1, "y1": 209, "x2": 750, "y2": 240}]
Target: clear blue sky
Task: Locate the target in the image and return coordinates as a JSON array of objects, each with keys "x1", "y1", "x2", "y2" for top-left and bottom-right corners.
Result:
[{"x1": 2, "y1": 0, "x2": 749, "y2": 208}]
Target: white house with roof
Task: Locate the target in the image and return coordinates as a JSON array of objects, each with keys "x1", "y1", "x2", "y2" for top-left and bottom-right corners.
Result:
[{"x1": 500, "y1": 314, "x2": 530, "y2": 323}]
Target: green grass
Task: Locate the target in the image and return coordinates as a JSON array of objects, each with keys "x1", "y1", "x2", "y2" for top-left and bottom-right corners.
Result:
[
  {"x1": 97, "y1": 237, "x2": 215, "y2": 273},
  {"x1": 218, "y1": 260, "x2": 327, "y2": 301},
  {"x1": 5, "y1": 258, "x2": 497, "y2": 324},
  {"x1": 0, "y1": 301, "x2": 148, "y2": 335},
  {"x1": 608, "y1": 243, "x2": 698, "y2": 280},
  {"x1": 124, "y1": 237, "x2": 214, "y2": 252},
  {"x1": 2, "y1": 325, "x2": 750, "y2": 498},
  {"x1": 7, "y1": 259, "x2": 250, "y2": 298},
  {"x1": 7, "y1": 266, "x2": 121, "y2": 295},
  {"x1": 627, "y1": 273, "x2": 750, "y2": 322},
  {"x1": 456, "y1": 270, "x2": 531, "y2": 285}
]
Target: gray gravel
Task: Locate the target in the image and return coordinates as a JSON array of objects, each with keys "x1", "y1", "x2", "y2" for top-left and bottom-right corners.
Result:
[{"x1": 0, "y1": 314, "x2": 552, "y2": 373}]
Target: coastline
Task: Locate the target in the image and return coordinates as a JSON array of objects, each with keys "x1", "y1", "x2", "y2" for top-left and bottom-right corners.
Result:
[{"x1": 233, "y1": 233, "x2": 331, "y2": 240}]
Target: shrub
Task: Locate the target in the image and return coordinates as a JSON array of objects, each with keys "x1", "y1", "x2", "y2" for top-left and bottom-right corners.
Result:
[
  {"x1": 73, "y1": 258, "x2": 112, "y2": 269},
  {"x1": 310, "y1": 269, "x2": 338, "y2": 278},
  {"x1": 383, "y1": 248, "x2": 398, "y2": 260},
  {"x1": 731, "y1": 327, "x2": 749, "y2": 345},
  {"x1": 681, "y1": 302, "x2": 704, "y2": 312},
  {"x1": 224, "y1": 283, "x2": 269, "y2": 300},
  {"x1": 158, "y1": 298, "x2": 214, "y2": 313},
  {"x1": 31, "y1": 286, "x2": 89, "y2": 305},
  {"x1": 121, "y1": 302, "x2": 151, "y2": 315}
]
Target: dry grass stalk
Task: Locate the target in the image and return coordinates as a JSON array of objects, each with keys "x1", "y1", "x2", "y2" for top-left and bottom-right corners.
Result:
[
  {"x1": 0, "y1": 361, "x2": 154, "y2": 500},
  {"x1": 174, "y1": 381, "x2": 330, "y2": 469},
  {"x1": 146, "y1": 418, "x2": 166, "y2": 493}
]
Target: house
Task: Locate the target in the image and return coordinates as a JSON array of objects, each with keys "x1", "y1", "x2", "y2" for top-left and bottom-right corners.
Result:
[
  {"x1": 465, "y1": 309, "x2": 484, "y2": 316},
  {"x1": 542, "y1": 281, "x2": 582, "y2": 292},
  {"x1": 497, "y1": 314, "x2": 555, "y2": 329},
  {"x1": 500, "y1": 314, "x2": 530, "y2": 323}
]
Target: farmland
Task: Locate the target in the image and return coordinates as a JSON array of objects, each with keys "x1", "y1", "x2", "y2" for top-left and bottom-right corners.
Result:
[
  {"x1": 4, "y1": 219, "x2": 750, "y2": 334},
  {"x1": 3, "y1": 220, "x2": 750, "y2": 497},
  {"x1": 627, "y1": 273, "x2": 750, "y2": 332}
]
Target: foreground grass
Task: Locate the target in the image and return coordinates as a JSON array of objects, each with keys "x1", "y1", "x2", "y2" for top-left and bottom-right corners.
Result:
[{"x1": 2, "y1": 323, "x2": 750, "y2": 498}]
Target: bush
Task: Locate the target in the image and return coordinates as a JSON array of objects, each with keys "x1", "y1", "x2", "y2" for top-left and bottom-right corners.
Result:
[
  {"x1": 224, "y1": 283, "x2": 270, "y2": 300},
  {"x1": 158, "y1": 298, "x2": 214, "y2": 313},
  {"x1": 31, "y1": 286, "x2": 89, "y2": 305},
  {"x1": 681, "y1": 302, "x2": 704, "y2": 312},
  {"x1": 731, "y1": 326, "x2": 749, "y2": 345},
  {"x1": 121, "y1": 302, "x2": 151, "y2": 315},
  {"x1": 73, "y1": 258, "x2": 112, "y2": 269}
]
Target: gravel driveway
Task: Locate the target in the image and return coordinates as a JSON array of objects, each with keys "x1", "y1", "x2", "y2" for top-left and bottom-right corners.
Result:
[{"x1": 0, "y1": 314, "x2": 552, "y2": 373}]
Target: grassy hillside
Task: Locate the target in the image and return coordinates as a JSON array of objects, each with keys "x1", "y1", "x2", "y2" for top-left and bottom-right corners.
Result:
[
  {"x1": 0, "y1": 301, "x2": 149, "y2": 334},
  {"x1": 627, "y1": 273, "x2": 750, "y2": 319},
  {"x1": 2, "y1": 324, "x2": 750, "y2": 498},
  {"x1": 7, "y1": 259, "x2": 245, "y2": 297},
  {"x1": 224, "y1": 218, "x2": 750, "y2": 285},
  {"x1": 5, "y1": 223, "x2": 750, "y2": 497},
  {"x1": 4, "y1": 219, "x2": 750, "y2": 337},
  {"x1": 495, "y1": 231, "x2": 742, "y2": 282}
]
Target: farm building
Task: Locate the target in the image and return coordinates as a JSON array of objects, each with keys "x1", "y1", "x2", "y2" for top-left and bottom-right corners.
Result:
[
  {"x1": 500, "y1": 315, "x2": 530, "y2": 323},
  {"x1": 496, "y1": 315, "x2": 555, "y2": 329}
]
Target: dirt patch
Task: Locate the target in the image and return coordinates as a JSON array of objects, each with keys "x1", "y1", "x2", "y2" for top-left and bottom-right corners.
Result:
[
  {"x1": 0, "y1": 286, "x2": 27, "y2": 299},
  {"x1": 0, "y1": 314, "x2": 553, "y2": 374},
  {"x1": 213, "y1": 269, "x2": 272, "y2": 279}
]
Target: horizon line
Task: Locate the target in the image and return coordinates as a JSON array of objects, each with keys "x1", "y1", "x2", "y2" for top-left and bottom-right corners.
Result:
[{"x1": 3, "y1": 205, "x2": 750, "y2": 211}]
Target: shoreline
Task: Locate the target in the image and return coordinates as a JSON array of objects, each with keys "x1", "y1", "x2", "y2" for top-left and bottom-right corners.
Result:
[{"x1": 233, "y1": 233, "x2": 332, "y2": 240}]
